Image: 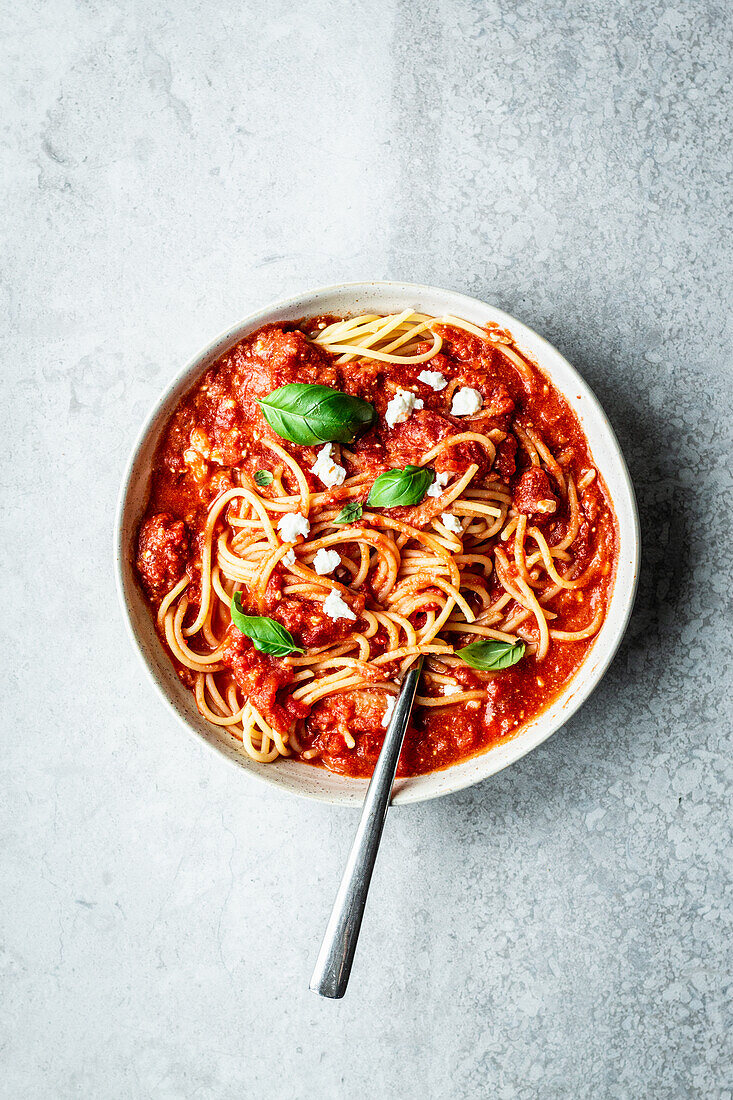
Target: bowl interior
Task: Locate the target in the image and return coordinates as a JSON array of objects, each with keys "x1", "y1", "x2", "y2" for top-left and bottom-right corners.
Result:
[{"x1": 115, "y1": 282, "x2": 639, "y2": 806}]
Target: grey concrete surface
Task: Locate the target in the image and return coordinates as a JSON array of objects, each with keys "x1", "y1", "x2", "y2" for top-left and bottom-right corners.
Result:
[{"x1": 2, "y1": 1, "x2": 732, "y2": 1097}]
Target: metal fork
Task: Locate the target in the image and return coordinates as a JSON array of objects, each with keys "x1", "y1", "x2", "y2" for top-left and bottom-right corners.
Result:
[{"x1": 309, "y1": 657, "x2": 424, "y2": 999}]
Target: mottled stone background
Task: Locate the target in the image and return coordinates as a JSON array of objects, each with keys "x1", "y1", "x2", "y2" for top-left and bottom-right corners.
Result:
[{"x1": 2, "y1": 1, "x2": 732, "y2": 1097}]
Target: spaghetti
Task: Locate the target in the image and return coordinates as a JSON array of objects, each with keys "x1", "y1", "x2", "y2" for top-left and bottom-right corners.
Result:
[{"x1": 135, "y1": 312, "x2": 618, "y2": 777}]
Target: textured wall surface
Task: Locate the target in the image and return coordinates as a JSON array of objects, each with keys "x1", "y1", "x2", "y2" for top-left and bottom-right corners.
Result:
[{"x1": 2, "y1": 1, "x2": 732, "y2": 1097}]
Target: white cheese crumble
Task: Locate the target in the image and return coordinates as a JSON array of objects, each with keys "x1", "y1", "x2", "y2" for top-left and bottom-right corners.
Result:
[
  {"x1": 313, "y1": 548, "x2": 341, "y2": 575},
  {"x1": 277, "y1": 512, "x2": 310, "y2": 541},
  {"x1": 381, "y1": 695, "x2": 396, "y2": 727},
  {"x1": 310, "y1": 443, "x2": 346, "y2": 488},
  {"x1": 427, "y1": 471, "x2": 450, "y2": 498},
  {"x1": 451, "y1": 387, "x2": 483, "y2": 416},
  {"x1": 385, "y1": 388, "x2": 424, "y2": 429},
  {"x1": 442, "y1": 683, "x2": 462, "y2": 695},
  {"x1": 323, "y1": 588, "x2": 356, "y2": 622},
  {"x1": 282, "y1": 548, "x2": 296, "y2": 567},
  {"x1": 441, "y1": 512, "x2": 463, "y2": 535},
  {"x1": 418, "y1": 369, "x2": 448, "y2": 391}
]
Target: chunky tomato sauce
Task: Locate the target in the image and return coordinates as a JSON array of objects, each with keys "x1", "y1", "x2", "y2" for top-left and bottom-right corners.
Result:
[{"x1": 136, "y1": 319, "x2": 618, "y2": 778}]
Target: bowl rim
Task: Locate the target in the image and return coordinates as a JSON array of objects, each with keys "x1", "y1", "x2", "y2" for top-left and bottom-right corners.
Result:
[{"x1": 115, "y1": 280, "x2": 640, "y2": 806}]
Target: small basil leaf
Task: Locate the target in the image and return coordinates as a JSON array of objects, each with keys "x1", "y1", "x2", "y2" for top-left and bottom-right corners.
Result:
[
  {"x1": 367, "y1": 465, "x2": 434, "y2": 507},
  {"x1": 259, "y1": 384, "x2": 375, "y2": 445},
  {"x1": 456, "y1": 639, "x2": 525, "y2": 671},
  {"x1": 230, "y1": 593, "x2": 303, "y2": 656},
  {"x1": 254, "y1": 469, "x2": 273, "y2": 487},
  {"x1": 334, "y1": 502, "x2": 363, "y2": 524}
]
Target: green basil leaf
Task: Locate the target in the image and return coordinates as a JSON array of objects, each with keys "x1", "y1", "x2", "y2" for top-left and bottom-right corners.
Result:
[
  {"x1": 259, "y1": 384, "x2": 375, "y2": 445},
  {"x1": 254, "y1": 469, "x2": 273, "y2": 487},
  {"x1": 230, "y1": 593, "x2": 303, "y2": 656},
  {"x1": 367, "y1": 465, "x2": 434, "y2": 507},
  {"x1": 456, "y1": 638, "x2": 525, "y2": 671},
  {"x1": 334, "y1": 502, "x2": 363, "y2": 524}
]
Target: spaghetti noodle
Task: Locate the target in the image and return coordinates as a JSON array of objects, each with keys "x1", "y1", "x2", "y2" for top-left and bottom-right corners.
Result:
[{"x1": 135, "y1": 311, "x2": 618, "y2": 777}]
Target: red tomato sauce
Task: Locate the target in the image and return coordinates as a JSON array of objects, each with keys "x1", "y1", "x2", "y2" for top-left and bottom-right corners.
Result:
[{"x1": 136, "y1": 319, "x2": 618, "y2": 778}]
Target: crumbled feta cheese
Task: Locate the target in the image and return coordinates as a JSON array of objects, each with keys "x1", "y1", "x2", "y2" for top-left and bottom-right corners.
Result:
[
  {"x1": 282, "y1": 548, "x2": 296, "y2": 567},
  {"x1": 427, "y1": 471, "x2": 450, "y2": 498},
  {"x1": 451, "y1": 387, "x2": 483, "y2": 416},
  {"x1": 323, "y1": 588, "x2": 356, "y2": 621},
  {"x1": 310, "y1": 443, "x2": 346, "y2": 488},
  {"x1": 441, "y1": 512, "x2": 463, "y2": 535},
  {"x1": 381, "y1": 695, "x2": 396, "y2": 727},
  {"x1": 313, "y1": 548, "x2": 341, "y2": 575},
  {"x1": 277, "y1": 512, "x2": 310, "y2": 541},
  {"x1": 418, "y1": 369, "x2": 448, "y2": 391},
  {"x1": 385, "y1": 388, "x2": 424, "y2": 429},
  {"x1": 442, "y1": 683, "x2": 462, "y2": 695}
]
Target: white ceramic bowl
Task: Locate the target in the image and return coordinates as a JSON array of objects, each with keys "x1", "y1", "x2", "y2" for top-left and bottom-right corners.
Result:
[{"x1": 115, "y1": 282, "x2": 639, "y2": 806}]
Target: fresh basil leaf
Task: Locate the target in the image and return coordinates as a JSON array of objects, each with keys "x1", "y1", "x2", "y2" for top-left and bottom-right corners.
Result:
[
  {"x1": 230, "y1": 593, "x2": 303, "y2": 656},
  {"x1": 334, "y1": 502, "x2": 363, "y2": 524},
  {"x1": 456, "y1": 638, "x2": 525, "y2": 671},
  {"x1": 254, "y1": 469, "x2": 273, "y2": 487},
  {"x1": 259, "y1": 384, "x2": 375, "y2": 445},
  {"x1": 367, "y1": 465, "x2": 434, "y2": 507}
]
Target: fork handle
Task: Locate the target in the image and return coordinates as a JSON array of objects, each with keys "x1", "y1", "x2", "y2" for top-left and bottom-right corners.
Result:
[{"x1": 309, "y1": 658, "x2": 423, "y2": 999}]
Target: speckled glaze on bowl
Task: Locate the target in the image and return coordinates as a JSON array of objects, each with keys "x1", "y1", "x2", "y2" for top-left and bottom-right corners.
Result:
[{"x1": 115, "y1": 282, "x2": 639, "y2": 806}]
